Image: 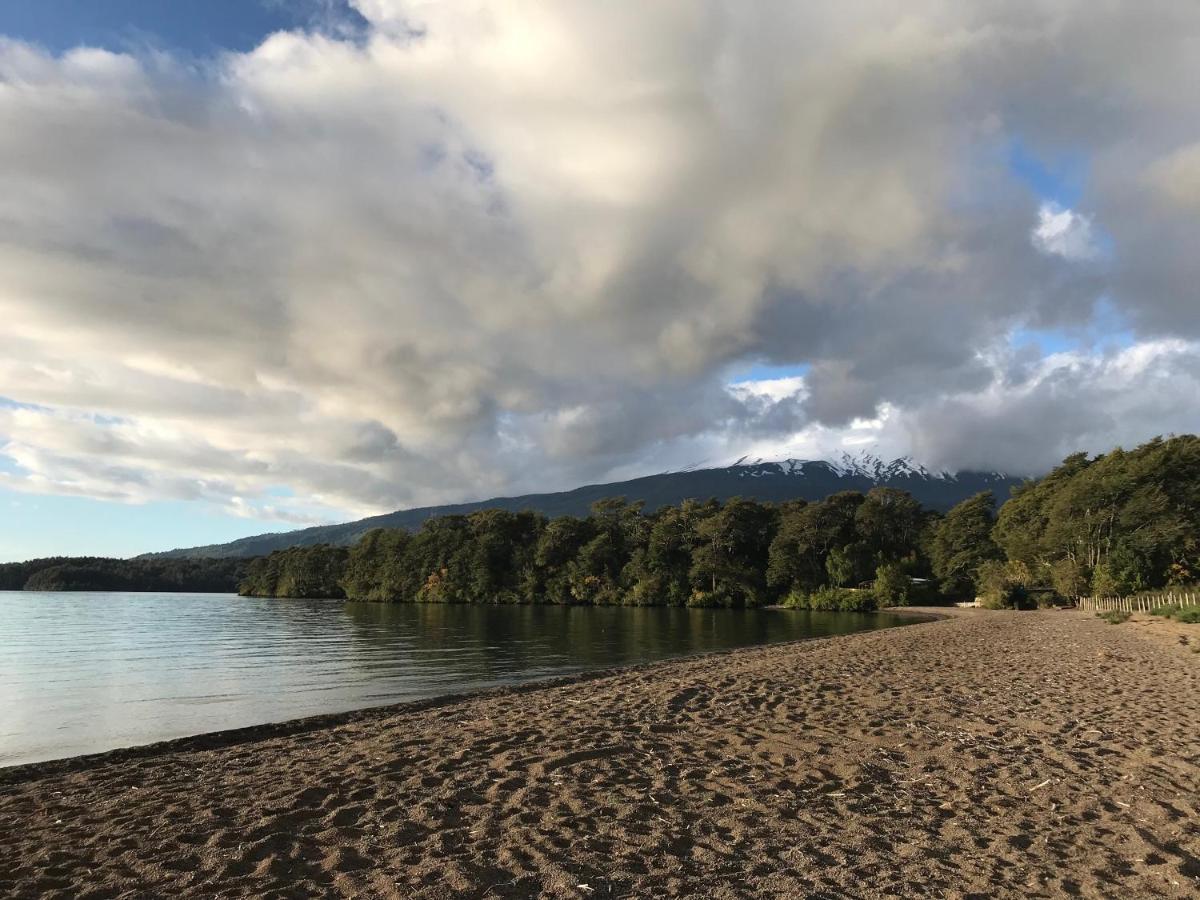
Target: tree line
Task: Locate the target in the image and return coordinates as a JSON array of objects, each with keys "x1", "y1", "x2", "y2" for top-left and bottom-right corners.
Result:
[
  {"x1": 0, "y1": 556, "x2": 247, "y2": 593},
  {"x1": 983, "y1": 434, "x2": 1198, "y2": 605},
  {"x1": 8, "y1": 435, "x2": 1190, "y2": 607},
  {"x1": 240, "y1": 489, "x2": 942, "y2": 610},
  {"x1": 240, "y1": 435, "x2": 1198, "y2": 609}
]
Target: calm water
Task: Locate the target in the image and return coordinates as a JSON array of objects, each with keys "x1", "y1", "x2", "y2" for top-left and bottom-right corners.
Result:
[{"x1": 0, "y1": 592, "x2": 912, "y2": 766}]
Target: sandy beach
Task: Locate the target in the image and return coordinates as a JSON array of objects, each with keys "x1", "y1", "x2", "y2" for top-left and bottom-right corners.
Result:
[{"x1": 2, "y1": 609, "x2": 1197, "y2": 899}]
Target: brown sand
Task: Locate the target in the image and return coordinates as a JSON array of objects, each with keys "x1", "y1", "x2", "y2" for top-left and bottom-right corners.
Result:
[
  {"x1": 1118, "y1": 612, "x2": 1200, "y2": 657},
  {"x1": 2, "y1": 609, "x2": 1198, "y2": 899}
]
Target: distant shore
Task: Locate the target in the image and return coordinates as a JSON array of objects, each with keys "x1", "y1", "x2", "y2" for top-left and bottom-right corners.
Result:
[{"x1": 2, "y1": 609, "x2": 1198, "y2": 898}]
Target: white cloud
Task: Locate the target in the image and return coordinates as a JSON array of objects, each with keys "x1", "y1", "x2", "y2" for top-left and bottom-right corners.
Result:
[
  {"x1": 1032, "y1": 203, "x2": 1099, "y2": 261},
  {"x1": 0, "y1": 3, "x2": 1198, "y2": 525},
  {"x1": 729, "y1": 376, "x2": 808, "y2": 404}
]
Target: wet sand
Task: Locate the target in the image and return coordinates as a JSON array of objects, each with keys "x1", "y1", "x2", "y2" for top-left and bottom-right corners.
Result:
[{"x1": 2, "y1": 609, "x2": 1198, "y2": 898}]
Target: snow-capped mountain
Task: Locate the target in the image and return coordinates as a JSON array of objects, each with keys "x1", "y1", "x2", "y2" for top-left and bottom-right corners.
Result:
[
  {"x1": 726, "y1": 451, "x2": 959, "y2": 481},
  {"x1": 727, "y1": 452, "x2": 941, "y2": 480},
  {"x1": 149, "y1": 453, "x2": 1025, "y2": 559}
]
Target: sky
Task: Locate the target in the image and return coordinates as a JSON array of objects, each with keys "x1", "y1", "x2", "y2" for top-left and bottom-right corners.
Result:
[{"x1": 1, "y1": 1, "x2": 1199, "y2": 560}]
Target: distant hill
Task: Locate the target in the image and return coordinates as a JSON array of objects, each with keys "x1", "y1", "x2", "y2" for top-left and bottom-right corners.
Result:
[
  {"x1": 144, "y1": 452, "x2": 1025, "y2": 559},
  {"x1": 0, "y1": 555, "x2": 246, "y2": 592}
]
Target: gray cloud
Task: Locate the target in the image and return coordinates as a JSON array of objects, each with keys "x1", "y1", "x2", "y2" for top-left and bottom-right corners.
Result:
[
  {"x1": 0, "y1": 2, "x2": 1198, "y2": 522},
  {"x1": 898, "y1": 341, "x2": 1200, "y2": 475}
]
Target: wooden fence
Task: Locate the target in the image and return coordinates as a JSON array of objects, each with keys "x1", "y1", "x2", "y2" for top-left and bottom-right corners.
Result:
[{"x1": 1077, "y1": 592, "x2": 1199, "y2": 613}]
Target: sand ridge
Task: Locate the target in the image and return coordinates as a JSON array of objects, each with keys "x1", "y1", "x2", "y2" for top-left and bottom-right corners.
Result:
[{"x1": 1, "y1": 609, "x2": 1198, "y2": 898}]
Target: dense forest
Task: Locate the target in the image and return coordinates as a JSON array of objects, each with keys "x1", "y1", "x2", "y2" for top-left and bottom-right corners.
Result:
[
  {"x1": 984, "y1": 435, "x2": 1199, "y2": 604},
  {"x1": 240, "y1": 435, "x2": 1199, "y2": 609},
  {"x1": 0, "y1": 556, "x2": 247, "y2": 593},
  {"x1": 239, "y1": 491, "x2": 934, "y2": 610}
]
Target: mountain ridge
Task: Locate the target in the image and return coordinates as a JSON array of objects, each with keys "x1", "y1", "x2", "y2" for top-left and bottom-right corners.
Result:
[{"x1": 144, "y1": 453, "x2": 1025, "y2": 559}]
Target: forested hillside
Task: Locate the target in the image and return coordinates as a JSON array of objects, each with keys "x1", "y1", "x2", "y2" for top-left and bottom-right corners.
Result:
[
  {"x1": 984, "y1": 435, "x2": 1199, "y2": 602},
  {"x1": 0, "y1": 556, "x2": 247, "y2": 593},
  {"x1": 150, "y1": 454, "x2": 1021, "y2": 559},
  {"x1": 241, "y1": 436, "x2": 1199, "y2": 609}
]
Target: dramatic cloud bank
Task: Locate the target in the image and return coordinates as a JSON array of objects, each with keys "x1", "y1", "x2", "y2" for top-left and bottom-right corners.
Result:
[{"x1": 1, "y1": 1, "x2": 1199, "y2": 523}]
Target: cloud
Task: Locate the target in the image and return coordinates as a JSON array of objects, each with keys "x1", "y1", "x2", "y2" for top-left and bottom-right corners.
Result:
[
  {"x1": 0, "y1": 2, "x2": 1198, "y2": 525},
  {"x1": 898, "y1": 339, "x2": 1200, "y2": 475},
  {"x1": 617, "y1": 339, "x2": 1200, "y2": 480},
  {"x1": 1032, "y1": 203, "x2": 1099, "y2": 261}
]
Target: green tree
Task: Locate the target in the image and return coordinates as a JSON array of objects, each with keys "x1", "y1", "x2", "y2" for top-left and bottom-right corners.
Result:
[
  {"x1": 994, "y1": 436, "x2": 1200, "y2": 595},
  {"x1": 824, "y1": 546, "x2": 856, "y2": 588},
  {"x1": 767, "y1": 492, "x2": 863, "y2": 596},
  {"x1": 929, "y1": 491, "x2": 1002, "y2": 599},
  {"x1": 625, "y1": 499, "x2": 716, "y2": 606},
  {"x1": 341, "y1": 528, "x2": 412, "y2": 601},
  {"x1": 535, "y1": 516, "x2": 595, "y2": 604},
  {"x1": 240, "y1": 545, "x2": 348, "y2": 598},
  {"x1": 855, "y1": 487, "x2": 926, "y2": 567},
  {"x1": 689, "y1": 497, "x2": 777, "y2": 606},
  {"x1": 1048, "y1": 556, "x2": 1089, "y2": 599}
]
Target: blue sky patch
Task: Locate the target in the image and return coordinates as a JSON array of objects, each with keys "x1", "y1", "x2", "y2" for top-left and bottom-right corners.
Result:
[
  {"x1": 728, "y1": 362, "x2": 811, "y2": 384},
  {"x1": 0, "y1": 0, "x2": 367, "y2": 57},
  {"x1": 1012, "y1": 298, "x2": 1136, "y2": 356},
  {"x1": 1007, "y1": 139, "x2": 1088, "y2": 208}
]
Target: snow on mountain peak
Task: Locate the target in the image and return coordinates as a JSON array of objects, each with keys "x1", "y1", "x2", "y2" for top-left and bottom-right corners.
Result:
[{"x1": 726, "y1": 449, "x2": 959, "y2": 483}]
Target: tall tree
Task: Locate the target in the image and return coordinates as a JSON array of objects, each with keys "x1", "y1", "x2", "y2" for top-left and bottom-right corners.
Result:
[
  {"x1": 690, "y1": 497, "x2": 778, "y2": 606},
  {"x1": 929, "y1": 491, "x2": 1002, "y2": 599}
]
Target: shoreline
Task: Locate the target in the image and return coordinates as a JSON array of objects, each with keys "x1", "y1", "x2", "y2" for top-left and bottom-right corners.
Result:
[
  {"x1": 3, "y1": 608, "x2": 1196, "y2": 898},
  {"x1": 0, "y1": 605, "x2": 945, "y2": 784}
]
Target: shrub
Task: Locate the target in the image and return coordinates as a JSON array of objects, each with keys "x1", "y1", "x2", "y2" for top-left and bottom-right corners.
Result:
[
  {"x1": 824, "y1": 548, "x2": 856, "y2": 588},
  {"x1": 976, "y1": 559, "x2": 1034, "y2": 609},
  {"x1": 687, "y1": 586, "x2": 738, "y2": 608},
  {"x1": 1147, "y1": 604, "x2": 1200, "y2": 623},
  {"x1": 1032, "y1": 589, "x2": 1068, "y2": 609},
  {"x1": 872, "y1": 563, "x2": 912, "y2": 607},
  {"x1": 1049, "y1": 558, "x2": 1090, "y2": 600},
  {"x1": 1097, "y1": 609, "x2": 1131, "y2": 625},
  {"x1": 783, "y1": 586, "x2": 877, "y2": 612}
]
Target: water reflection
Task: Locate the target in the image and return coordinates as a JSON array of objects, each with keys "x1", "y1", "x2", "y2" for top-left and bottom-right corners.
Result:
[{"x1": 0, "y1": 592, "x2": 911, "y2": 766}]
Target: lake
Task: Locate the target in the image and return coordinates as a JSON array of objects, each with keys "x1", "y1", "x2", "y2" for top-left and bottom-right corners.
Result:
[{"x1": 0, "y1": 591, "x2": 914, "y2": 767}]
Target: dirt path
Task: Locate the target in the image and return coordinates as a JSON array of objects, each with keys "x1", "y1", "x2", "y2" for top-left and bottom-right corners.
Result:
[{"x1": 2, "y1": 609, "x2": 1197, "y2": 898}]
